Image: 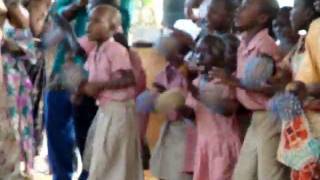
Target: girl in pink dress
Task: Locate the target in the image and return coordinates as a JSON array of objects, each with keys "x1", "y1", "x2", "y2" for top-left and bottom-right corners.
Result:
[{"x1": 182, "y1": 35, "x2": 241, "y2": 180}]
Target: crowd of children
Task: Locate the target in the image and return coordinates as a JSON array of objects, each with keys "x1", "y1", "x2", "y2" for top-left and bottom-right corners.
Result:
[{"x1": 0, "y1": 0, "x2": 320, "y2": 180}]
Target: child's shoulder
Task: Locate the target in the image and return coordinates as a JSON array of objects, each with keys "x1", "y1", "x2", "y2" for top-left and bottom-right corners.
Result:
[
  {"x1": 101, "y1": 40, "x2": 128, "y2": 53},
  {"x1": 307, "y1": 18, "x2": 320, "y2": 39}
]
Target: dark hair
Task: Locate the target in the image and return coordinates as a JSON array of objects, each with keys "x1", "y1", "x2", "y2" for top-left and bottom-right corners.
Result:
[
  {"x1": 258, "y1": 0, "x2": 280, "y2": 37},
  {"x1": 201, "y1": 35, "x2": 225, "y2": 60},
  {"x1": 221, "y1": 33, "x2": 240, "y2": 73},
  {"x1": 221, "y1": 33, "x2": 240, "y2": 53},
  {"x1": 171, "y1": 29, "x2": 194, "y2": 56},
  {"x1": 278, "y1": 6, "x2": 292, "y2": 18},
  {"x1": 113, "y1": 33, "x2": 130, "y2": 49},
  {"x1": 299, "y1": 0, "x2": 320, "y2": 19},
  {"x1": 209, "y1": 0, "x2": 239, "y2": 13}
]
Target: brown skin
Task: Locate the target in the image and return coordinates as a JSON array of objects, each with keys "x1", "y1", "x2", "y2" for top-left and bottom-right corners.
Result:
[
  {"x1": 273, "y1": 8, "x2": 299, "y2": 56},
  {"x1": 153, "y1": 30, "x2": 194, "y2": 93},
  {"x1": 7, "y1": 3, "x2": 30, "y2": 29},
  {"x1": 184, "y1": 0, "x2": 204, "y2": 22},
  {"x1": 290, "y1": 0, "x2": 316, "y2": 32},
  {"x1": 234, "y1": 0, "x2": 270, "y2": 44},
  {"x1": 61, "y1": 0, "x2": 88, "y2": 21},
  {"x1": 80, "y1": 6, "x2": 135, "y2": 97},
  {"x1": 207, "y1": 1, "x2": 234, "y2": 33},
  {"x1": 28, "y1": 0, "x2": 52, "y2": 37}
]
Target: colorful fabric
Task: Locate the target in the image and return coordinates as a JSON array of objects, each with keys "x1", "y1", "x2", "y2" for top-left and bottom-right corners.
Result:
[
  {"x1": 268, "y1": 93, "x2": 320, "y2": 180},
  {"x1": 0, "y1": 26, "x2": 36, "y2": 176},
  {"x1": 82, "y1": 38, "x2": 135, "y2": 105},
  {"x1": 236, "y1": 29, "x2": 281, "y2": 110}
]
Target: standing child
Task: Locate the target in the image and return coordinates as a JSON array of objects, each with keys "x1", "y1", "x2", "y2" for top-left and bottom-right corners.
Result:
[
  {"x1": 150, "y1": 29, "x2": 194, "y2": 180},
  {"x1": 79, "y1": 5, "x2": 143, "y2": 180},
  {"x1": 231, "y1": 0, "x2": 290, "y2": 179},
  {"x1": 272, "y1": 7, "x2": 299, "y2": 57},
  {"x1": 182, "y1": 35, "x2": 241, "y2": 180},
  {"x1": 283, "y1": 0, "x2": 320, "y2": 179}
]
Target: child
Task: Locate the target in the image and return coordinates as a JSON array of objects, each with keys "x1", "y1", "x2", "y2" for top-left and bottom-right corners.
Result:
[
  {"x1": 230, "y1": 0, "x2": 290, "y2": 179},
  {"x1": 182, "y1": 35, "x2": 241, "y2": 180},
  {"x1": 272, "y1": 7, "x2": 299, "y2": 57},
  {"x1": 185, "y1": 0, "x2": 238, "y2": 65},
  {"x1": 284, "y1": 0, "x2": 320, "y2": 178},
  {"x1": 0, "y1": 1, "x2": 37, "y2": 178},
  {"x1": 79, "y1": 5, "x2": 143, "y2": 180},
  {"x1": 150, "y1": 29, "x2": 194, "y2": 180}
]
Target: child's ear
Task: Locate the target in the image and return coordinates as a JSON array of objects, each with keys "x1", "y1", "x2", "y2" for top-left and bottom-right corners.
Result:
[{"x1": 258, "y1": 14, "x2": 269, "y2": 26}]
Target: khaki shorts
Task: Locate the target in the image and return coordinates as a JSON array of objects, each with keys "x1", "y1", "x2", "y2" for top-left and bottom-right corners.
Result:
[{"x1": 233, "y1": 111, "x2": 290, "y2": 180}]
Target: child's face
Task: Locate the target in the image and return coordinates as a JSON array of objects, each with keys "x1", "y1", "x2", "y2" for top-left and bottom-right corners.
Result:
[
  {"x1": 87, "y1": 9, "x2": 112, "y2": 42},
  {"x1": 28, "y1": 0, "x2": 51, "y2": 37},
  {"x1": 207, "y1": 2, "x2": 232, "y2": 32},
  {"x1": 196, "y1": 40, "x2": 223, "y2": 74},
  {"x1": 273, "y1": 11, "x2": 296, "y2": 41},
  {"x1": 234, "y1": 0, "x2": 261, "y2": 32},
  {"x1": 291, "y1": 0, "x2": 313, "y2": 32}
]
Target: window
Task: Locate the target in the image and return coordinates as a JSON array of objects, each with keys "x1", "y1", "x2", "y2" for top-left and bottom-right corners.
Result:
[{"x1": 278, "y1": 0, "x2": 293, "y2": 7}]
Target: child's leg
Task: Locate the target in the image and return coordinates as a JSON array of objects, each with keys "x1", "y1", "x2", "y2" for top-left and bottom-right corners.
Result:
[
  {"x1": 233, "y1": 118, "x2": 258, "y2": 180},
  {"x1": 255, "y1": 112, "x2": 290, "y2": 180}
]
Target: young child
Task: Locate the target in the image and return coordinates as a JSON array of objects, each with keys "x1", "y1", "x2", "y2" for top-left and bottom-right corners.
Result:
[
  {"x1": 79, "y1": 5, "x2": 143, "y2": 180},
  {"x1": 272, "y1": 7, "x2": 299, "y2": 57},
  {"x1": 282, "y1": 0, "x2": 320, "y2": 178},
  {"x1": 182, "y1": 35, "x2": 241, "y2": 180},
  {"x1": 185, "y1": 0, "x2": 238, "y2": 65},
  {"x1": 229, "y1": 0, "x2": 290, "y2": 179},
  {"x1": 0, "y1": 1, "x2": 37, "y2": 178},
  {"x1": 150, "y1": 29, "x2": 194, "y2": 180}
]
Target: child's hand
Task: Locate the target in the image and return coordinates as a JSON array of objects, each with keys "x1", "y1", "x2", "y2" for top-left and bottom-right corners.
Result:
[
  {"x1": 285, "y1": 81, "x2": 307, "y2": 101},
  {"x1": 80, "y1": 82, "x2": 102, "y2": 97}
]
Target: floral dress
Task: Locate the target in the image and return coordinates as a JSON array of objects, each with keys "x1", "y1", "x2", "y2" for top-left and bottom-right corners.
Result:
[{"x1": 0, "y1": 25, "x2": 36, "y2": 178}]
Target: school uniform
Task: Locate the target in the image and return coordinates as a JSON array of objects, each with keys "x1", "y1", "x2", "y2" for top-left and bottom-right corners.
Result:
[
  {"x1": 82, "y1": 39, "x2": 143, "y2": 180},
  {"x1": 187, "y1": 77, "x2": 241, "y2": 180},
  {"x1": 292, "y1": 18, "x2": 320, "y2": 180},
  {"x1": 150, "y1": 65, "x2": 193, "y2": 180},
  {"x1": 233, "y1": 29, "x2": 290, "y2": 180}
]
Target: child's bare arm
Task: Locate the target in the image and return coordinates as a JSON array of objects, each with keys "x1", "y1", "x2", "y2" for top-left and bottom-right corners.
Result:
[
  {"x1": 81, "y1": 69, "x2": 136, "y2": 97},
  {"x1": 61, "y1": 0, "x2": 87, "y2": 21},
  {"x1": 102, "y1": 69, "x2": 136, "y2": 90},
  {"x1": 307, "y1": 84, "x2": 320, "y2": 98}
]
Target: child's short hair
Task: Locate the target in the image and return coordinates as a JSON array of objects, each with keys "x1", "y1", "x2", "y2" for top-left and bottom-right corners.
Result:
[
  {"x1": 277, "y1": 6, "x2": 292, "y2": 18},
  {"x1": 201, "y1": 35, "x2": 225, "y2": 60},
  {"x1": 90, "y1": 5, "x2": 122, "y2": 31},
  {"x1": 209, "y1": 0, "x2": 239, "y2": 14},
  {"x1": 258, "y1": 0, "x2": 280, "y2": 36},
  {"x1": 300, "y1": 0, "x2": 320, "y2": 18}
]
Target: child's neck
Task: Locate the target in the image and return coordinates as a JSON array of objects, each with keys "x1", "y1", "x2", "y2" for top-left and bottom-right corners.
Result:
[
  {"x1": 207, "y1": 26, "x2": 230, "y2": 35},
  {"x1": 243, "y1": 26, "x2": 265, "y2": 45}
]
